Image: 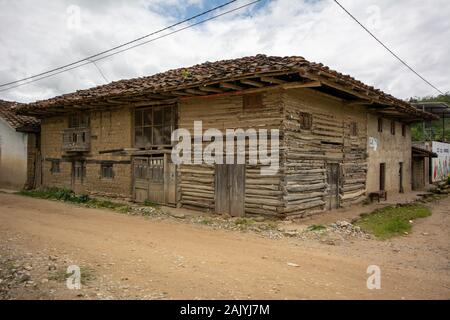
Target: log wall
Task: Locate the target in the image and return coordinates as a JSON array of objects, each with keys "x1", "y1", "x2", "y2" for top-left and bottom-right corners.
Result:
[
  {"x1": 177, "y1": 92, "x2": 284, "y2": 216},
  {"x1": 281, "y1": 89, "x2": 368, "y2": 218}
]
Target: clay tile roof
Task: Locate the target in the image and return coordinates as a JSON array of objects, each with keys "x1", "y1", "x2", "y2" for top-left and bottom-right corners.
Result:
[
  {"x1": 0, "y1": 100, "x2": 40, "y2": 132},
  {"x1": 16, "y1": 54, "x2": 436, "y2": 120}
]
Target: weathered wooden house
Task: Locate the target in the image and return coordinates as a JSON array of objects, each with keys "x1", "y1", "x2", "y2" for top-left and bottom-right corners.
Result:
[
  {"x1": 17, "y1": 55, "x2": 435, "y2": 218},
  {"x1": 0, "y1": 100, "x2": 40, "y2": 189}
]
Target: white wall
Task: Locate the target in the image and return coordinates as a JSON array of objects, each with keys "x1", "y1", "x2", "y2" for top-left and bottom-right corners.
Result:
[
  {"x1": 431, "y1": 141, "x2": 450, "y2": 182},
  {"x1": 0, "y1": 118, "x2": 28, "y2": 189}
]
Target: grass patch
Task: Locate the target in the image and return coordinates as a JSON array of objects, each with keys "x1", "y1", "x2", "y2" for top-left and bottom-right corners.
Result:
[
  {"x1": 307, "y1": 224, "x2": 327, "y2": 232},
  {"x1": 49, "y1": 266, "x2": 96, "y2": 285},
  {"x1": 19, "y1": 187, "x2": 131, "y2": 213},
  {"x1": 355, "y1": 204, "x2": 431, "y2": 239}
]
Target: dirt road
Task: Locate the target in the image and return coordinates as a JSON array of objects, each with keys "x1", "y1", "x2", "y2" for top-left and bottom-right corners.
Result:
[{"x1": 0, "y1": 193, "x2": 449, "y2": 299}]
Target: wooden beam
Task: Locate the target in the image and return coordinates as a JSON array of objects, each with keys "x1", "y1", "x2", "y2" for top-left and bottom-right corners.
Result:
[
  {"x1": 345, "y1": 99, "x2": 374, "y2": 106},
  {"x1": 240, "y1": 79, "x2": 265, "y2": 88},
  {"x1": 131, "y1": 99, "x2": 177, "y2": 107},
  {"x1": 106, "y1": 99, "x2": 124, "y2": 105},
  {"x1": 144, "y1": 93, "x2": 172, "y2": 100},
  {"x1": 181, "y1": 81, "x2": 321, "y2": 101},
  {"x1": 170, "y1": 91, "x2": 190, "y2": 96},
  {"x1": 260, "y1": 76, "x2": 286, "y2": 84},
  {"x1": 298, "y1": 71, "x2": 381, "y2": 103},
  {"x1": 282, "y1": 81, "x2": 321, "y2": 90},
  {"x1": 198, "y1": 86, "x2": 224, "y2": 93},
  {"x1": 220, "y1": 82, "x2": 244, "y2": 90},
  {"x1": 185, "y1": 88, "x2": 208, "y2": 95}
]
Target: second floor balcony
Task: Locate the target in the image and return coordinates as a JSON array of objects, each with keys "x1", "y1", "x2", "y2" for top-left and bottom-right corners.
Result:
[{"x1": 62, "y1": 127, "x2": 91, "y2": 152}]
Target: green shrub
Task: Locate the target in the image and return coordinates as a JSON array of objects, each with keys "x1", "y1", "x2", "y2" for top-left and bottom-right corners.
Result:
[{"x1": 19, "y1": 187, "x2": 131, "y2": 213}]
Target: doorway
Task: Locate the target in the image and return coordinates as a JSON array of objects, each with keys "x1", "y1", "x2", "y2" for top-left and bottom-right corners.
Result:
[
  {"x1": 215, "y1": 164, "x2": 245, "y2": 216},
  {"x1": 399, "y1": 162, "x2": 404, "y2": 193},
  {"x1": 133, "y1": 154, "x2": 176, "y2": 205},
  {"x1": 326, "y1": 163, "x2": 340, "y2": 210},
  {"x1": 380, "y1": 163, "x2": 386, "y2": 191}
]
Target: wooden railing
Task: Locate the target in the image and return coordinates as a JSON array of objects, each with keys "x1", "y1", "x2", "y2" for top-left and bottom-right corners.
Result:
[{"x1": 62, "y1": 128, "x2": 91, "y2": 152}]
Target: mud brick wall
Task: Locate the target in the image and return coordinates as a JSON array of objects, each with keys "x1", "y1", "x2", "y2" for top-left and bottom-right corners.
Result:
[{"x1": 40, "y1": 107, "x2": 133, "y2": 199}]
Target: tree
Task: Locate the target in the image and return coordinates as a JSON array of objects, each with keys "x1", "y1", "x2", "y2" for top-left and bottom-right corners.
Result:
[{"x1": 408, "y1": 93, "x2": 450, "y2": 142}]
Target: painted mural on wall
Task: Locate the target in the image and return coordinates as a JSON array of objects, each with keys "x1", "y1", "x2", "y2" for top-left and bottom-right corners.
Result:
[{"x1": 432, "y1": 141, "x2": 450, "y2": 182}]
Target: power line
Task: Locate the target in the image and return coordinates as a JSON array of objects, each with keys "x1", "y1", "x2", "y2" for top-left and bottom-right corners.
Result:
[
  {"x1": 90, "y1": 60, "x2": 109, "y2": 83},
  {"x1": 0, "y1": 0, "x2": 263, "y2": 93},
  {"x1": 0, "y1": 0, "x2": 245, "y2": 89},
  {"x1": 333, "y1": 0, "x2": 444, "y2": 95}
]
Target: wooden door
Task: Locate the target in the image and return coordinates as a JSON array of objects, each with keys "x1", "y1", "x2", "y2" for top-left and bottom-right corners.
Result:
[
  {"x1": 148, "y1": 157, "x2": 164, "y2": 203},
  {"x1": 412, "y1": 158, "x2": 425, "y2": 190},
  {"x1": 380, "y1": 163, "x2": 386, "y2": 191},
  {"x1": 215, "y1": 164, "x2": 245, "y2": 216},
  {"x1": 164, "y1": 154, "x2": 176, "y2": 205},
  {"x1": 326, "y1": 163, "x2": 340, "y2": 210}
]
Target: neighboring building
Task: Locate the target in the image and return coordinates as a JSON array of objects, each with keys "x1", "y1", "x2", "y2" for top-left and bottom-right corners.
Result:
[
  {"x1": 411, "y1": 102, "x2": 450, "y2": 186},
  {"x1": 0, "y1": 100, "x2": 40, "y2": 190},
  {"x1": 17, "y1": 55, "x2": 435, "y2": 218},
  {"x1": 411, "y1": 142, "x2": 437, "y2": 190},
  {"x1": 430, "y1": 141, "x2": 450, "y2": 182}
]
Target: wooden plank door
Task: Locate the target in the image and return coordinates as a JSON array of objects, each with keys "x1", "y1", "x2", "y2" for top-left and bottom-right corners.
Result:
[
  {"x1": 215, "y1": 164, "x2": 245, "y2": 216},
  {"x1": 215, "y1": 164, "x2": 229, "y2": 214},
  {"x1": 412, "y1": 158, "x2": 425, "y2": 190},
  {"x1": 326, "y1": 163, "x2": 340, "y2": 210},
  {"x1": 229, "y1": 164, "x2": 245, "y2": 217},
  {"x1": 164, "y1": 154, "x2": 176, "y2": 205},
  {"x1": 148, "y1": 157, "x2": 164, "y2": 203},
  {"x1": 133, "y1": 157, "x2": 149, "y2": 203}
]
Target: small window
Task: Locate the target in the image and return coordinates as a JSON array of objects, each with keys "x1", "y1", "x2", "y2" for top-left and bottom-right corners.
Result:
[
  {"x1": 378, "y1": 118, "x2": 383, "y2": 133},
  {"x1": 350, "y1": 122, "x2": 358, "y2": 136},
  {"x1": 101, "y1": 163, "x2": 114, "y2": 179},
  {"x1": 299, "y1": 112, "x2": 312, "y2": 130},
  {"x1": 50, "y1": 160, "x2": 60, "y2": 174},
  {"x1": 390, "y1": 121, "x2": 396, "y2": 135},
  {"x1": 243, "y1": 93, "x2": 262, "y2": 110},
  {"x1": 69, "y1": 113, "x2": 89, "y2": 128},
  {"x1": 402, "y1": 124, "x2": 406, "y2": 137}
]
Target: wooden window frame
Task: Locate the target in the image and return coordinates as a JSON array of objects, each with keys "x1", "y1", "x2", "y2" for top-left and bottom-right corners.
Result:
[
  {"x1": 100, "y1": 163, "x2": 114, "y2": 179},
  {"x1": 134, "y1": 105, "x2": 175, "y2": 148},
  {"x1": 390, "y1": 121, "x2": 396, "y2": 135},
  {"x1": 243, "y1": 93, "x2": 262, "y2": 110},
  {"x1": 50, "y1": 160, "x2": 60, "y2": 174},
  {"x1": 69, "y1": 112, "x2": 90, "y2": 129},
  {"x1": 350, "y1": 122, "x2": 358, "y2": 136},
  {"x1": 299, "y1": 112, "x2": 312, "y2": 130},
  {"x1": 378, "y1": 118, "x2": 383, "y2": 133}
]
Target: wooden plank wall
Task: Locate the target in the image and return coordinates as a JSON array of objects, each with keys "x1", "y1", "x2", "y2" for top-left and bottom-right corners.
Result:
[
  {"x1": 282, "y1": 89, "x2": 367, "y2": 218},
  {"x1": 177, "y1": 92, "x2": 285, "y2": 216}
]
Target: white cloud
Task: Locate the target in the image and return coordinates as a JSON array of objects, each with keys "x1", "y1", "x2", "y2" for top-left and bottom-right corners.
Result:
[{"x1": 0, "y1": 0, "x2": 448, "y2": 103}]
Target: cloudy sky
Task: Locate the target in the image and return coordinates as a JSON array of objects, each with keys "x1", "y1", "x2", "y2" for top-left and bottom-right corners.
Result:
[{"x1": 0, "y1": 0, "x2": 448, "y2": 103}]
